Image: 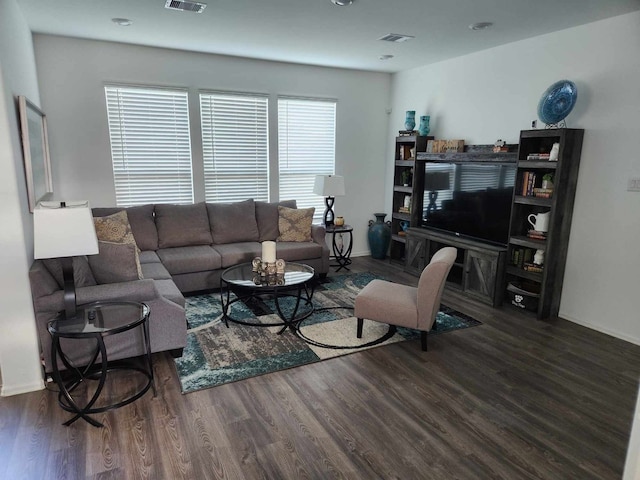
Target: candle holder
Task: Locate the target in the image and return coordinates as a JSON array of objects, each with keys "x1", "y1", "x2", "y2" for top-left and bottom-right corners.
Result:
[{"x1": 252, "y1": 257, "x2": 286, "y2": 276}]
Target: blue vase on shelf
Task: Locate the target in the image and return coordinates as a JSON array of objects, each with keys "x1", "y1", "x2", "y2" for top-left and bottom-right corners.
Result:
[
  {"x1": 368, "y1": 213, "x2": 391, "y2": 260},
  {"x1": 418, "y1": 115, "x2": 430, "y2": 136},
  {"x1": 404, "y1": 111, "x2": 416, "y2": 131}
]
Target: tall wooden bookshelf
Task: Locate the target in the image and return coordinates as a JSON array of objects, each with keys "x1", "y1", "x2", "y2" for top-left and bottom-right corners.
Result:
[
  {"x1": 505, "y1": 128, "x2": 584, "y2": 319},
  {"x1": 389, "y1": 134, "x2": 430, "y2": 263}
]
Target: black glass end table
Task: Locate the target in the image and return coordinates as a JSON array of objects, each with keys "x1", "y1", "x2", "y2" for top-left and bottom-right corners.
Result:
[
  {"x1": 324, "y1": 224, "x2": 353, "y2": 271},
  {"x1": 47, "y1": 301, "x2": 155, "y2": 428}
]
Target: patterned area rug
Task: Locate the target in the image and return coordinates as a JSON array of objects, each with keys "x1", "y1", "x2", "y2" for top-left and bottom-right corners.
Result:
[{"x1": 174, "y1": 272, "x2": 481, "y2": 394}]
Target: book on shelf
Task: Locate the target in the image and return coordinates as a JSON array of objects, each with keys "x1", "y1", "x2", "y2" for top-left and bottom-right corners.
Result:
[
  {"x1": 511, "y1": 247, "x2": 534, "y2": 268},
  {"x1": 524, "y1": 262, "x2": 543, "y2": 273},
  {"x1": 398, "y1": 207, "x2": 410, "y2": 214},
  {"x1": 527, "y1": 229, "x2": 547, "y2": 240},
  {"x1": 527, "y1": 153, "x2": 551, "y2": 161},
  {"x1": 521, "y1": 171, "x2": 537, "y2": 196},
  {"x1": 398, "y1": 130, "x2": 418, "y2": 136}
]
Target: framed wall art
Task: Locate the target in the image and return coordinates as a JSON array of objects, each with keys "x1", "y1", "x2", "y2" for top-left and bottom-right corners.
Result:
[{"x1": 18, "y1": 95, "x2": 53, "y2": 212}]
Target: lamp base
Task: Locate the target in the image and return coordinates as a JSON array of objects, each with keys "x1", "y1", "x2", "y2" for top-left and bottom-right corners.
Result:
[
  {"x1": 323, "y1": 196, "x2": 335, "y2": 226},
  {"x1": 425, "y1": 191, "x2": 439, "y2": 216},
  {"x1": 61, "y1": 257, "x2": 78, "y2": 319}
]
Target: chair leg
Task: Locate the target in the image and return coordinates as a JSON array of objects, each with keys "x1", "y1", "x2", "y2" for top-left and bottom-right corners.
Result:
[
  {"x1": 421, "y1": 331, "x2": 428, "y2": 351},
  {"x1": 357, "y1": 318, "x2": 363, "y2": 338}
]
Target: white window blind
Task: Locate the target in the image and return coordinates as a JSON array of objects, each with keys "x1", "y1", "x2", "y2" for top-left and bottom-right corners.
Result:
[
  {"x1": 104, "y1": 85, "x2": 194, "y2": 206},
  {"x1": 200, "y1": 92, "x2": 269, "y2": 203},
  {"x1": 278, "y1": 98, "x2": 336, "y2": 223}
]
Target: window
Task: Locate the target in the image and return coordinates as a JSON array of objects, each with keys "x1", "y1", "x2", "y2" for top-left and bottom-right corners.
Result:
[
  {"x1": 200, "y1": 92, "x2": 269, "y2": 203},
  {"x1": 278, "y1": 98, "x2": 336, "y2": 223},
  {"x1": 104, "y1": 85, "x2": 194, "y2": 206}
]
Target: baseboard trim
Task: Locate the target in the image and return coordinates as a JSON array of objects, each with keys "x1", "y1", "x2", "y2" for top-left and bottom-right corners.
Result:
[
  {"x1": 560, "y1": 311, "x2": 640, "y2": 346},
  {"x1": 1, "y1": 379, "x2": 45, "y2": 397}
]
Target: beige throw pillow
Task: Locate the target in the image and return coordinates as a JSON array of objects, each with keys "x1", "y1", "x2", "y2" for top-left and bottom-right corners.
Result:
[{"x1": 277, "y1": 206, "x2": 315, "y2": 242}]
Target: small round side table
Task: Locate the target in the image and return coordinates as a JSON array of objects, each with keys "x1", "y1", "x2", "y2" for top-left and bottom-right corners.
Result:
[
  {"x1": 47, "y1": 301, "x2": 155, "y2": 428},
  {"x1": 324, "y1": 224, "x2": 354, "y2": 272}
]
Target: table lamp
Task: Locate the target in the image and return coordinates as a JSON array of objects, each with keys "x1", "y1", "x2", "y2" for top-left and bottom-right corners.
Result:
[
  {"x1": 424, "y1": 172, "x2": 450, "y2": 216},
  {"x1": 313, "y1": 175, "x2": 345, "y2": 226},
  {"x1": 34, "y1": 201, "x2": 99, "y2": 319}
]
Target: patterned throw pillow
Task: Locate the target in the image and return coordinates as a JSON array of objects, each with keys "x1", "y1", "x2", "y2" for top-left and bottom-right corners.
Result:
[
  {"x1": 92, "y1": 210, "x2": 142, "y2": 280},
  {"x1": 93, "y1": 210, "x2": 139, "y2": 250},
  {"x1": 277, "y1": 206, "x2": 315, "y2": 242}
]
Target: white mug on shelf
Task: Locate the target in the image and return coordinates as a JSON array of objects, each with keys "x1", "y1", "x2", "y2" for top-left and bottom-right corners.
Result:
[{"x1": 528, "y1": 212, "x2": 550, "y2": 233}]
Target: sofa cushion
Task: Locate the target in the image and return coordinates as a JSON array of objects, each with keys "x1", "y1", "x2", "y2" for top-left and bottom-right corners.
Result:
[
  {"x1": 270, "y1": 242, "x2": 323, "y2": 262},
  {"x1": 277, "y1": 206, "x2": 315, "y2": 242},
  {"x1": 255, "y1": 200, "x2": 297, "y2": 241},
  {"x1": 141, "y1": 262, "x2": 172, "y2": 280},
  {"x1": 42, "y1": 257, "x2": 96, "y2": 289},
  {"x1": 212, "y1": 242, "x2": 262, "y2": 268},
  {"x1": 155, "y1": 203, "x2": 213, "y2": 248},
  {"x1": 124, "y1": 205, "x2": 158, "y2": 251},
  {"x1": 89, "y1": 241, "x2": 143, "y2": 284},
  {"x1": 207, "y1": 199, "x2": 260, "y2": 244},
  {"x1": 138, "y1": 251, "x2": 161, "y2": 264},
  {"x1": 156, "y1": 246, "x2": 222, "y2": 275},
  {"x1": 93, "y1": 205, "x2": 158, "y2": 251}
]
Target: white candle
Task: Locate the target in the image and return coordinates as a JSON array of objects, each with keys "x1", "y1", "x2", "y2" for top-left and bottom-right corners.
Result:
[{"x1": 262, "y1": 241, "x2": 276, "y2": 263}]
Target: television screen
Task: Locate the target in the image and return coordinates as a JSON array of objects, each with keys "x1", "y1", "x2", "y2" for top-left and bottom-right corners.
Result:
[{"x1": 421, "y1": 162, "x2": 516, "y2": 246}]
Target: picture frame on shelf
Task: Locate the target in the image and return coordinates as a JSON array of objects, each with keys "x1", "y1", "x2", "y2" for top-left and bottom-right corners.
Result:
[{"x1": 18, "y1": 95, "x2": 53, "y2": 212}]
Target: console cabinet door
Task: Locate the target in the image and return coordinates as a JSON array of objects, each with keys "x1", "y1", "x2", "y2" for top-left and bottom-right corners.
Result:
[
  {"x1": 405, "y1": 235, "x2": 426, "y2": 275},
  {"x1": 463, "y1": 250, "x2": 499, "y2": 305}
]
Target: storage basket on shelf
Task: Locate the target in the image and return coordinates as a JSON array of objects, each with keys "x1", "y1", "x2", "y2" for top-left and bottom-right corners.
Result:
[{"x1": 507, "y1": 281, "x2": 541, "y2": 312}]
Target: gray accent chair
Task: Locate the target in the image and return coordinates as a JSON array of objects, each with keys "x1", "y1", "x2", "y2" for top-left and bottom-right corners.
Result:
[{"x1": 354, "y1": 247, "x2": 457, "y2": 351}]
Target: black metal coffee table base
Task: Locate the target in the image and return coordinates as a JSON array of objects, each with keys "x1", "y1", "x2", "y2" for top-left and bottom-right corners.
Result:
[{"x1": 221, "y1": 283, "x2": 315, "y2": 334}]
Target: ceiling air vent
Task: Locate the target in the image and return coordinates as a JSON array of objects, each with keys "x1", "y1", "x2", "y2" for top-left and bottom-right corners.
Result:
[
  {"x1": 378, "y1": 33, "x2": 415, "y2": 43},
  {"x1": 164, "y1": 0, "x2": 207, "y2": 13}
]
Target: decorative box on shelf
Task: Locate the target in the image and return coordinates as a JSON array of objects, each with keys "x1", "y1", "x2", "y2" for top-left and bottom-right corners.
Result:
[
  {"x1": 533, "y1": 188, "x2": 553, "y2": 198},
  {"x1": 426, "y1": 139, "x2": 465, "y2": 153}
]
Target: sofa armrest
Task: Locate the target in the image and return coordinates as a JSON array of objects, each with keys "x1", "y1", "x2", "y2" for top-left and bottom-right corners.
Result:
[
  {"x1": 311, "y1": 224, "x2": 327, "y2": 245},
  {"x1": 35, "y1": 279, "x2": 160, "y2": 314}
]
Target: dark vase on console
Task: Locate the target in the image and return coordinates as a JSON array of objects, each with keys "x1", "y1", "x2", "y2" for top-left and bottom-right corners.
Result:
[{"x1": 368, "y1": 213, "x2": 391, "y2": 259}]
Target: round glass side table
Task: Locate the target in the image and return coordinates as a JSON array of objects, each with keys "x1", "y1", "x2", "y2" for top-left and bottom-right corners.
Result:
[{"x1": 47, "y1": 301, "x2": 155, "y2": 428}]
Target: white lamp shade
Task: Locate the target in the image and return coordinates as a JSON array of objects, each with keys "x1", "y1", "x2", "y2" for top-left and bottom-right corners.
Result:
[
  {"x1": 34, "y1": 201, "x2": 99, "y2": 259},
  {"x1": 313, "y1": 175, "x2": 345, "y2": 197}
]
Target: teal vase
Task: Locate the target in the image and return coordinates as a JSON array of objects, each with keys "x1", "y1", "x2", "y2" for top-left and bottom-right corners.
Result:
[
  {"x1": 404, "y1": 111, "x2": 416, "y2": 131},
  {"x1": 418, "y1": 115, "x2": 430, "y2": 136},
  {"x1": 368, "y1": 213, "x2": 391, "y2": 260}
]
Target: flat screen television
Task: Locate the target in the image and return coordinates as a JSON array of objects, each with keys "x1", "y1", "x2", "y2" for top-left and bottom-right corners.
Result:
[{"x1": 421, "y1": 161, "x2": 516, "y2": 246}]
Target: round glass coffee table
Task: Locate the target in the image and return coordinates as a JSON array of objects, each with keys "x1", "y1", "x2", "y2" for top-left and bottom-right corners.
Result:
[{"x1": 220, "y1": 262, "x2": 315, "y2": 334}]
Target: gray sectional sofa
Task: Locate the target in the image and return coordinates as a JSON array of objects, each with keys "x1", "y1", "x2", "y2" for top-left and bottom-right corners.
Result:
[{"x1": 29, "y1": 199, "x2": 329, "y2": 373}]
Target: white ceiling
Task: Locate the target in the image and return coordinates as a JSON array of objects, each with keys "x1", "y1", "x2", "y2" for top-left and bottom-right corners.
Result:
[{"x1": 17, "y1": 0, "x2": 640, "y2": 73}]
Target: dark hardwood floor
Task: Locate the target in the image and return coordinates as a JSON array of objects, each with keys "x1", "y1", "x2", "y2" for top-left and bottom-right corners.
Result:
[{"x1": 2, "y1": 257, "x2": 639, "y2": 479}]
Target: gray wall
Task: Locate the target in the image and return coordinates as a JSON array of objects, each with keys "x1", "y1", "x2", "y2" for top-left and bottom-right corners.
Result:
[
  {"x1": 33, "y1": 36, "x2": 392, "y2": 257},
  {"x1": 0, "y1": 0, "x2": 45, "y2": 395}
]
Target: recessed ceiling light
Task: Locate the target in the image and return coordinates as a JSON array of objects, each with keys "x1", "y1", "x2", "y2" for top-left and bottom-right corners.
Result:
[
  {"x1": 111, "y1": 18, "x2": 132, "y2": 26},
  {"x1": 469, "y1": 22, "x2": 493, "y2": 31},
  {"x1": 379, "y1": 55, "x2": 394, "y2": 61},
  {"x1": 331, "y1": 0, "x2": 353, "y2": 5}
]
